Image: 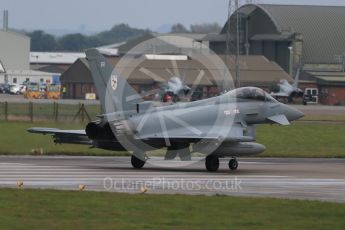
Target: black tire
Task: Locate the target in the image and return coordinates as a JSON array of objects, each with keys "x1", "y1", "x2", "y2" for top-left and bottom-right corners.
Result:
[
  {"x1": 131, "y1": 155, "x2": 146, "y2": 169},
  {"x1": 205, "y1": 155, "x2": 219, "y2": 172},
  {"x1": 228, "y1": 158, "x2": 238, "y2": 170}
]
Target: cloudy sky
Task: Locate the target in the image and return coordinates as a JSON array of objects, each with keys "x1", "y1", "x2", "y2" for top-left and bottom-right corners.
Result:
[{"x1": 1, "y1": 0, "x2": 345, "y2": 34}]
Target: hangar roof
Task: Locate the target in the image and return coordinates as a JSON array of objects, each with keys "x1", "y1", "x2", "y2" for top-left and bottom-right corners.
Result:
[
  {"x1": 260, "y1": 4, "x2": 345, "y2": 64},
  {"x1": 314, "y1": 76, "x2": 345, "y2": 82},
  {"x1": 306, "y1": 71, "x2": 345, "y2": 85},
  {"x1": 223, "y1": 4, "x2": 345, "y2": 64},
  {"x1": 61, "y1": 55, "x2": 292, "y2": 87}
]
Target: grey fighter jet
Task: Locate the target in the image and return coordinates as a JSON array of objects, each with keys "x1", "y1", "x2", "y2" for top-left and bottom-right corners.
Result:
[
  {"x1": 271, "y1": 68, "x2": 304, "y2": 103},
  {"x1": 161, "y1": 76, "x2": 191, "y2": 102},
  {"x1": 28, "y1": 49, "x2": 304, "y2": 172}
]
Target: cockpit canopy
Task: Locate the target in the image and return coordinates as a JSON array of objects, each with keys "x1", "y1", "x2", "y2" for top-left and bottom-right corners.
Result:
[{"x1": 226, "y1": 87, "x2": 277, "y2": 102}]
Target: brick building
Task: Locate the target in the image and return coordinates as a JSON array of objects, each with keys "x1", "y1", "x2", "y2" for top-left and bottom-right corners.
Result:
[{"x1": 60, "y1": 54, "x2": 291, "y2": 100}]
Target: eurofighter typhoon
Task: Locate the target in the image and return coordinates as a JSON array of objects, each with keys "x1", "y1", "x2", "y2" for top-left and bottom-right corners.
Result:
[{"x1": 28, "y1": 49, "x2": 304, "y2": 172}]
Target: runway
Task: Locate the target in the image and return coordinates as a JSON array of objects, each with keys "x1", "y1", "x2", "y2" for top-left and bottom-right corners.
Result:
[{"x1": 0, "y1": 156, "x2": 345, "y2": 203}]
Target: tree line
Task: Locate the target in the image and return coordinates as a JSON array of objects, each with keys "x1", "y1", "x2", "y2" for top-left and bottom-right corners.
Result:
[
  {"x1": 27, "y1": 23, "x2": 222, "y2": 52},
  {"x1": 28, "y1": 24, "x2": 151, "y2": 52}
]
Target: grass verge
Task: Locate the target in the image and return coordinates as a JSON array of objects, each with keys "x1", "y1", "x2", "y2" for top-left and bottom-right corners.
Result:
[
  {"x1": 0, "y1": 121, "x2": 344, "y2": 157},
  {"x1": 0, "y1": 188, "x2": 344, "y2": 230},
  {"x1": 0, "y1": 121, "x2": 126, "y2": 156},
  {"x1": 258, "y1": 123, "x2": 345, "y2": 158}
]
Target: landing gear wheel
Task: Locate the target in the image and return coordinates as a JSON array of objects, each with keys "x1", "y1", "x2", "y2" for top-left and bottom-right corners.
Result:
[
  {"x1": 205, "y1": 155, "x2": 219, "y2": 172},
  {"x1": 228, "y1": 158, "x2": 238, "y2": 170},
  {"x1": 131, "y1": 155, "x2": 146, "y2": 169},
  {"x1": 165, "y1": 146, "x2": 178, "y2": 160}
]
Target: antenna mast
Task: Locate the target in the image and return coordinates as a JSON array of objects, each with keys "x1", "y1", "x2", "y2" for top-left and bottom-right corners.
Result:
[
  {"x1": 226, "y1": 0, "x2": 241, "y2": 88},
  {"x1": 235, "y1": 0, "x2": 240, "y2": 88}
]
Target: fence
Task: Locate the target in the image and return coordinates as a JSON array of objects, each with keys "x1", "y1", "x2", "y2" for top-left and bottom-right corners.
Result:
[{"x1": 0, "y1": 101, "x2": 102, "y2": 123}]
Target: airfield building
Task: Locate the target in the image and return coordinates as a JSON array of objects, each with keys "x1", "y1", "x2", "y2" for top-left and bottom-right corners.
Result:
[
  {"x1": 60, "y1": 4, "x2": 345, "y2": 104},
  {"x1": 220, "y1": 4, "x2": 345, "y2": 105},
  {"x1": 61, "y1": 54, "x2": 291, "y2": 100},
  {"x1": 0, "y1": 10, "x2": 58, "y2": 85}
]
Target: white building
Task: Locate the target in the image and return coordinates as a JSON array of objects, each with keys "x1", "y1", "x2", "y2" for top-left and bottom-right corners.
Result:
[
  {"x1": 1, "y1": 70, "x2": 59, "y2": 85},
  {"x1": 0, "y1": 10, "x2": 59, "y2": 85},
  {"x1": 0, "y1": 30, "x2": 30, "y2": 70},
  {"x1": 0, "y1": 30, "x2": 59, "y2": 85}
]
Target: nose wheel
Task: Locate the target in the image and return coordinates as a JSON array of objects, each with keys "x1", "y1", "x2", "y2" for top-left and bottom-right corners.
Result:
[{"x1": 228, "y1": 158, "x2": 238, "y2": 170}]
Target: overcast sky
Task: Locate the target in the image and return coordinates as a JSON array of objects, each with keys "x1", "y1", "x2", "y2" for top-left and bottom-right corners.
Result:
[{"x1": 1, "y1": 0, "x2": 345, "y2": 34}]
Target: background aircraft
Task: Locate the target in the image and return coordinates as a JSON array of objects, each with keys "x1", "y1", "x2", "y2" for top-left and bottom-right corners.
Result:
[
  {"x1": 271, "y1": 68, "x2": 304, "y2": 103},
  {"x1": 161, "y1": 76, "x2": 191, "y2": 102},
  {"x1": 28, "y1": 49, "x2": 304, "y2": 172}
]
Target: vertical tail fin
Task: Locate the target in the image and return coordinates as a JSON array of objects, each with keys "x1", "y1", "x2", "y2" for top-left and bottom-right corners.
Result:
[{"x1": 85, "y1": 49, "x2": 143, "y2": 115}]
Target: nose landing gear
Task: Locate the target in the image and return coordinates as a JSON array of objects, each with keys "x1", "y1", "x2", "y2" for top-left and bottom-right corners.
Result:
[{"x1": 228, "y1": 158, "x2": 238, "y2": 170}]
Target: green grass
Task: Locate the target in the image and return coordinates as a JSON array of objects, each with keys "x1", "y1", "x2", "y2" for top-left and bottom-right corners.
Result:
[
  {"x1": 0, "y1": 121, "x2": 126, "y2": 156},
  {"x1": 258, "y1": 123, "x2": 345, "y2": 158},
  {"x1": 0, "y1": 102, "x2": 101, "y2": 122},
  {"x1": 0, "y1": 121, "x2": 344, "y2": 157},
  {"x1": 0, "y1": 188, "x2": 344, "y2": 230}
]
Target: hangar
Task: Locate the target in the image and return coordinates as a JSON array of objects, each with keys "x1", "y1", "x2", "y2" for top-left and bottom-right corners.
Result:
[
  {"x1": 60, "y1": 4, "x2": 345, "y2": 104},
  {"x1": 221, "y1": 4, "x2": 345, "y2": 105},
  {"x1": 61, "y1": 54, "x2": 291, "y2": 99}
]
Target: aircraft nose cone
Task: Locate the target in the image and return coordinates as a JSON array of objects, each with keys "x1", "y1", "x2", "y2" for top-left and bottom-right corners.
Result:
[{"x1": 283, "y1": 104, "x2": 304, "y2": 121}]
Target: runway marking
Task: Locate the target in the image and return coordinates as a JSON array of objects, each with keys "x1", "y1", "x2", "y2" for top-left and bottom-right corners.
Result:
[
  {"x1": 0, "y1": 162, "x2": 27, "y2": 164},
  {"x1": 0, "y1": 156, "x2": 344, "y2": 202}
]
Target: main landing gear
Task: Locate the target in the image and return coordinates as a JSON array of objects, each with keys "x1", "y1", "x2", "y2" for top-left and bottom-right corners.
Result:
[
  {"x1": 205, "y1": 155, "x2": 219, "y2": 172},
  {"x1": 131, "y1": 155, "x2": 146, "y2": 169},
  {"x1": 205, "y1": 155, "x2": 238, "y2": 172}
]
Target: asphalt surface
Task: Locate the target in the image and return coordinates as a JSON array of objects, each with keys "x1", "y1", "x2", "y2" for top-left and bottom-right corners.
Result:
[{"x1": 0, "y1": 156, "x2": 344, "y2": 203}]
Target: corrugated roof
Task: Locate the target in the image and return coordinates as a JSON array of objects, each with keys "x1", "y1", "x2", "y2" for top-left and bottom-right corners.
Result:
[
  {"x1": 224, "y1": 4, "x2": 345, "y2": 64},
  {"x1": 306, "y1": 71, "x2": 345, "y2": 84},
  {"x1": 258, "y1": 4, "x2": 345, "y2": 64},
  {"x1": 117, "y1": 33, "x2": 211, "y2": 55},
  {"x1": 313, "y1": 76, "x2": 345, "y2": 82},
  {"x1": 65, "y1": 55, "x2": 291, "y2": 86}
]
